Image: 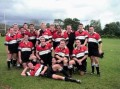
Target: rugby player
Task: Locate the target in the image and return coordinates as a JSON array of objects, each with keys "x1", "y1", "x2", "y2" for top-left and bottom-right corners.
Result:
[
  {"x1": 21, "y1": 62, "x2": 81, "y2": 84},
  {"x1": 88, "y1": 26, "x2": 103, "y2": 75},
  {"x1": 36, "y1": 36, "x2": 53, "y2": 66},
  {"x1": 52, "y1": 39, "x2": 69, "y2": 71},
  {"x1": 68, "y1": 39, "x2": 88, "y2": 76},
  {"x1": 5, "y1": 27, "x2": 19, "y2": 68},
  {"x1": 18, "y1": 33, "x2": 36, "y2": 68}
]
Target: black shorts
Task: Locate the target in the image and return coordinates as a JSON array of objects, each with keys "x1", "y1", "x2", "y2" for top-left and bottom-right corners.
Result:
[
  {"x1": 8, "y1": 44, "x2": 18, "y2": 53},
  {"x1": 75, "y1": 60, "x2": 86, "y2": 72},
  {"x1": 42, "y1": 58, "x2": 52, "y2": 66},
  {"x1": 21, "y1": 52, "x2": 31, "y2": 63},
  {"x1": 88, "y1": 48, "x2": 99, "y2": 57},
  {"x1": 44, "y1": 67, "x2": 56, "y2": 78}
]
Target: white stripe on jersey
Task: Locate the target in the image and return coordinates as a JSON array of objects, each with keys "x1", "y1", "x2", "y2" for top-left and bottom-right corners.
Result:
[
  {"x1": 76, "y1": 36, "x2": 86, "y2": 40},
  {"x1": 8, "y1": 40, "x2": 17, "y2": 44},
  {"x1": 76, "y1": 52, "x2": 85, "y2": 58},
  {"x1": 55, "y1": 52, "x2": 65, "y2": 57},
  {"x1": 43, "y1": 35, "x2": 49, "y2": 39},
  {"x1": 29, "y1": 36, "x2": 36, "y2": 40},
  {"x1": 35, "y1": 65, "x2": 44, "y2": 76},
  {"x1": 21, "y1": 48, "x2": 32, "y2": 51},
  {"x1": 39, "y1": 49, "x2": 51, "y2": 55},
  {"x1": 54, "y1": 38, "x2": 64, "y2": 42},
  {"x1": 88, "y1": 38, "x2": 98, "y2": 43},
  {"x1": 98, "y1": 38, "x2": 102, "y2": 42},
  {"x1": 85, "y1": 50, "x2": 88, "y2": 54}
]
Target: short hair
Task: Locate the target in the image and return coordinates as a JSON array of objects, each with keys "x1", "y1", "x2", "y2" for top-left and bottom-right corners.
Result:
[
  {"x1": 75, "y1": 39, "x2": 81, "y2": 42},
  {"x1": 29, "y1": 24, "x2": 34, "y2": 26},
  {"x1": 89, "y1": 25, "x2": 94, "y2": 28},
  {"x1": 40, "y1": 36, "x2": 45, "y2": 40},
  {"x1": 79, "y1": 23, "x2": 83, "y2": 26},
  {"x1": 60, "y1": 39, "x2": 66, "y2": 43},
  {"x1": 20, "y1": 27, "x2": 24, "y2": 29}
]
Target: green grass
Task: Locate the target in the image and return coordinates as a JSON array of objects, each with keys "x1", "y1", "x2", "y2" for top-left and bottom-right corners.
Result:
[{"x1": 0, "y1": 37, "x2": 120, "y2": 89}]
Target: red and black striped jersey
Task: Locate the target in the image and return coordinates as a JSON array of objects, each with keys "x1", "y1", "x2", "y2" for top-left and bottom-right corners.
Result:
[
  {"x1": 18, "y1": 41, "x2": 34, "y2": 52},
  {"x1": 5, "y1": 33, "x2": 18, "y2": 46},
  {"x1": 72, "y1": 45, "x2": 88, "y2": 59},
  {"x1": 26, "y1": 64, "x2": 44, "y2": 76},
  {"x1": 75, "y1": 30, "x2": 88, "y2": 44},
  {"x1": 36, "y1": 43, "x2": 53, "y2": 56},
  {"x1": 88, "y1": 32, "x2": 102, "y2": 48},
  {"x1": 37, "y1": 29, "x2": 52, "y2": 41},
  {"x1": 55, "y1": 46, "x2": 69, "y2": 58},
  {"x1": 53, "y1": 31, "x2": 68, "y2": 42}
]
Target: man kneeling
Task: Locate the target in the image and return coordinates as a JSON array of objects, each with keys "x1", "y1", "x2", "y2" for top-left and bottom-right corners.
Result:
[{"x1": 21, "y1": 62, "x2": 81, "y2": 84}]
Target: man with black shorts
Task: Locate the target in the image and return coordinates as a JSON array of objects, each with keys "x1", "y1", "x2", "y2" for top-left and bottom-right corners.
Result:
[
  {"x1": 68, "y1": 39, "x2": 88, "y2": 76},
  {"x1": 21, "y1": 62, "x2": 81, "y2": 84},
  {"x1": 18, "y1": 33, "x2": 36, "y2": 68},
  {"x1": 5, "y1": 27, "x2": 19, "y2": 69},
  {"x1": 36, "y1": 36, "x2": 53, "y2": 66},
  {"x1": 88, "y1": 26, "x2": 103, "y2": 75},
  {"x1": 52, "y1": 39, "x2": 69, "y2": 71}
]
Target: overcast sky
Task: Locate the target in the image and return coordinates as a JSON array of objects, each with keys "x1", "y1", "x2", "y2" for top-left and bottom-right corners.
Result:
[{"x1": 0, "y1": 0, "x2": 120, "y2": 27}]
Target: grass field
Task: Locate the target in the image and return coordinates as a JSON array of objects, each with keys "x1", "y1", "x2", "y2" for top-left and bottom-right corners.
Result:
[{"x1": 0, "y1": 37, "x2": 120, "y2": 89}]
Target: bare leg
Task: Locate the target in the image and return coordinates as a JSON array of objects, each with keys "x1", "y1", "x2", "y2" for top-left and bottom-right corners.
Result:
[{"x1": 52, "y1": 74, "x2": 81, "y2": 83}]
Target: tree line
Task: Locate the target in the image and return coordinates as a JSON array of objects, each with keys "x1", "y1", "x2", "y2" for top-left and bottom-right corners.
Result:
[{"x1": 0, "y1": 18, "x2": 120, "y2": 38}]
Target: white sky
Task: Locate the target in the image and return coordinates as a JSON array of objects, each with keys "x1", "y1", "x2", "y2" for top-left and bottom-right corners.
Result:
[{"x1": 0, "y1": 0, "x2": 120, "y2": 27}]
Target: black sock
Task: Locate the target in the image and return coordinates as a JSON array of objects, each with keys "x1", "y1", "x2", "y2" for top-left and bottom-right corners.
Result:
[
  {"x1": 60, "y1": 69, "x2": 69, "y2": 77},
  {"x1": 69, "y1": 68, "x2": 73, "y2": 76},
  {"x1": 63, "y1": 66, "x2": 68, "y2": 71},
  {"x1": 12, "y1": 60, "x2": 16, "y2": 66},
  {"x1": 85, "y1": 61, "x2": 87, "y2": 72},
  {"x1": 91, "y1": 66, "x2": 94, "y2": 73},
  {"x1": 65, "y1": 77, "x2": 78, "y2": 83},
  {"x1": 96, "y1": 67, "x2": 100, "y2": 74},
  {"x1": 7, "y1": 61, "x2": 11, "y2": 68},
  {"x1": 10, "y1": 59, "x2": 13, "y2": 64}
]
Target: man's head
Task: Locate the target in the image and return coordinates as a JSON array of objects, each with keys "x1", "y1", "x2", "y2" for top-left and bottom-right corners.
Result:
[
  {"x1": 23, "y1": 23, "x2": 28, "y2": 29},
  {"x1": 9, "y1": 27, "x2": 15, "y2": 35},
  {"x1": 50, "y1": 24, "x2": 55, "y2": 31},
  {"x1": 40, "y1": 36, "x2": 46, "y2": 45},
  {"x1": 28, "y1": 62, "x2": 34, "y2": 69},
  {"x1": 78, "y1": 23, "x2": 83, "y2": 32},
  {"x1": 40, "y1": 22, "x2": 46, "y2": 31},
  {"x1": 89, "y1": 26, "x2": 94, "y2": 34},
  {"x1": 20, "y1": 27, "x2": 25, "y2": 34},
  {"x1": 56, "y1": 25, "x2": 62, "y2": 32},
  {"x1": 13, "y1": 24, "x2": 19, "y2": 32},
  {"x1": 59, "y1": 39, "x2": 66, "y2": 48},
  {"x1": 66, "y1": 25, "x2": 72, "y2": 32},
  {"x1": 75, "y1": 39, "x2": 81, "y2": 47},
  {"x1": 29, "y1": 24, "x2": 35, "y2": 31},
  {"x1": 23, "y1": 33, "x2": 29, "y2": 41}
]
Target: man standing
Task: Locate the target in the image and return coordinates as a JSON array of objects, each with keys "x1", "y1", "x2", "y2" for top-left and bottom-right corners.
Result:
[
  {"x1": 65, "y1": 25, "x2": 75, "y2": 57},
  {"x1": 88, "y1": 26, "x2": 103, "y2": 75}
]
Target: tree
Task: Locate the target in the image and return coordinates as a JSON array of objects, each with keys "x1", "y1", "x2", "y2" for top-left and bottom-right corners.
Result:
[
  {"x1": 90, "y1": 20, "x2": 102, "y2": 34},
  {"x1": 103, "y1": 22, "x2": 120, "y2": 37},
  {"x1": 54, "y1": 19, "x2": 63, "y2": 26},
  {"x1": 63, "y1": 18, "x2": 80, "y2": 30}
]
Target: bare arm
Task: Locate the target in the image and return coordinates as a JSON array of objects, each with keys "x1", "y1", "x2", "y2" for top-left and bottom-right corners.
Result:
[
  {"x1": 18, "y1": 51, "x2": 22, "y2": 63},
  {"x1": 83, "y1": 38, "x2": 88, "y2": 46},
  {"x1": 21, "y1": 67, "x2": 29, "y2": 76},
  {"x1": 40, "y1": 66, "x2": 48, "y2": 75}
]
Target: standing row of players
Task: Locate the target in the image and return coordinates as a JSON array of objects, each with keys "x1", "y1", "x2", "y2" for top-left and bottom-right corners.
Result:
[{"x1": 5, "y1": 23, "x2": 103, "y2": 78}]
